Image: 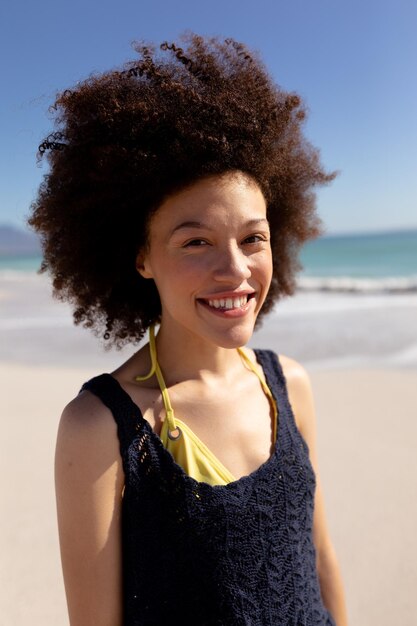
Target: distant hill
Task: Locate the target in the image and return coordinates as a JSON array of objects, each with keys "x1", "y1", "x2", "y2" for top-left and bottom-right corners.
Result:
[{"x1": 0, "y1": 224, "x2": 41, "y2": 255}]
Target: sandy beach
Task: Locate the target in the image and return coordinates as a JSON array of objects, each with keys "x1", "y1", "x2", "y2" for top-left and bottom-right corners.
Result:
[{"x1": 1, "y1": 273, "x2": 417, "y2": 625}]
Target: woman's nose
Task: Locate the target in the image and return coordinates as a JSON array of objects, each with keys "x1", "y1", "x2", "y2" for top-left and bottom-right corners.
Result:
[{"x1": 211, "y1": 245, "x2": 251, "y2": 282}]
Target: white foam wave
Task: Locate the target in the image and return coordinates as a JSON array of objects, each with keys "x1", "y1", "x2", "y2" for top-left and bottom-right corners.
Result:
[{"x1": 298, "y1": 275, "x2": 417, "y2": 294}]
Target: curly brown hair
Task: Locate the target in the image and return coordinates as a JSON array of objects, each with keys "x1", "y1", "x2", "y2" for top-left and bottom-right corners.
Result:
[{"x1": 28, "y1": 33, "x2": 336, "y2": 347}]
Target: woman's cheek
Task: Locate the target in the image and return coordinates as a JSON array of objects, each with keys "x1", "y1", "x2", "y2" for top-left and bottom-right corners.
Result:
[{"x1": 180, "y1": 252, "x2": 213, "y2": 274}]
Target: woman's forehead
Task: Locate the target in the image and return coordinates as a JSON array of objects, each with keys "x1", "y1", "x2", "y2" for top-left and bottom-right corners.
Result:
[{"x1": 151, "y1": 173, "x2": 267, "y2": 227}]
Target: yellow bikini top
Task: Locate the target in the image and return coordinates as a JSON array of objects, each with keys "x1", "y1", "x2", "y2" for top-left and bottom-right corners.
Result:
[{"x1": 135, "y1": 325, "x2": 278, "y2": 486}]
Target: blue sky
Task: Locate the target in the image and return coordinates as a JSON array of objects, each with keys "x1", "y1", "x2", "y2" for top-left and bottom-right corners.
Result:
[{"x1": 1, "y1": 0, "x2": 416, "y2": 235}]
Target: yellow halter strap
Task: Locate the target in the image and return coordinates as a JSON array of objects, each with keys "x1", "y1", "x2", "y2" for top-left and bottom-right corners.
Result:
[
  {"x1": 135, "y1": 324, "x2": 277, "y2": 439},
  {"x1": 135, "y1": 324, "x2": 177, "y2": 436}
]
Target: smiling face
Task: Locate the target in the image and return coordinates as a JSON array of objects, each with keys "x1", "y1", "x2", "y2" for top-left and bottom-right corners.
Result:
[{"x1": 137, "y1": 172, "x2": 273, "y2": 349}]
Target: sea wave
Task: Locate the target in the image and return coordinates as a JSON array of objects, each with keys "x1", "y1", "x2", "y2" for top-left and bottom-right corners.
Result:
[{"x1": 297, "y1": 275, "x2": 417, "y2": 294}]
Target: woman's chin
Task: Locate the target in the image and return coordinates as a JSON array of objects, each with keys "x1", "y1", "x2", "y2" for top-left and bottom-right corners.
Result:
[{"x1": 208, "y1": 322, "x2": 256, "y2": 349}]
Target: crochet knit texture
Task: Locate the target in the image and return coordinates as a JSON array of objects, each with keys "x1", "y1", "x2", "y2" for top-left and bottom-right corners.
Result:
[{"x1": 81, "y1": 349, "x2": 336, "y2": 626}]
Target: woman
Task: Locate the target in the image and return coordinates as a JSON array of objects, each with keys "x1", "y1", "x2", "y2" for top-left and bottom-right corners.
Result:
[{"x1": 29, "y1": 34, "x2": 348, "y2": 625}]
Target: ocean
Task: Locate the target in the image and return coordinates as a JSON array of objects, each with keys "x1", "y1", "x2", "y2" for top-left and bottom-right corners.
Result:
[
  {"x1": 298, "y1": 229, "x2": 417, "y2": 293},
  {"x1": 1, "y1": 229, "x2": 417, "y2": 370}
]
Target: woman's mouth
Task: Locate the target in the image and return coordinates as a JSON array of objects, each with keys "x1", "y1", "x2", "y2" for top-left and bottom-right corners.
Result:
[
  {"x1": 208, "y1": 295, "x2": 248, "y2": 309},
  {"x1": 197, "y1": 293, "x2": 256, "y2": 317}
]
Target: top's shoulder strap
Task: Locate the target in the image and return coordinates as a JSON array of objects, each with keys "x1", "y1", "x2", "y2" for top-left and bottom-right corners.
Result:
[
  {"x1": 253, "y1": 349, "x2": 294, "y2": 423},
  {"x1": 253, "y1": 349, "x2": 285, "y2": 392}
]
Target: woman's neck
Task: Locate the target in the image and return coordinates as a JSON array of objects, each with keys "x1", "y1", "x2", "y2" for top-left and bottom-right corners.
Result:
[{"x1": 154, "y1": 322, "x2": 249, "y2": 387}]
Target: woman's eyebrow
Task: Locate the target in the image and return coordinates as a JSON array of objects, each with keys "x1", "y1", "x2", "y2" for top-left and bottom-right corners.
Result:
[
  {"x1": 170, "y1": 220, "x2": 206, "y2": 236},
  {"x1": 169, "y1": 218, "x2": 269, "y2": 237}
]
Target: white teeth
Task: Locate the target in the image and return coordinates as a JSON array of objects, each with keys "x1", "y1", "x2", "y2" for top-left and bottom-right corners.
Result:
[{"x1": 206, "y1": 295, "x2": 249, "y2": 309}]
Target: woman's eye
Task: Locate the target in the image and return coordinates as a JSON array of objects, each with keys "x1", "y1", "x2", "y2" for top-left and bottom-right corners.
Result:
[
  {"x1": 243, "y1": 234, "x2": 267, "y2": 244},
  {"x1": 184, "y1": 239, "x2": 208, "y2": 247}
]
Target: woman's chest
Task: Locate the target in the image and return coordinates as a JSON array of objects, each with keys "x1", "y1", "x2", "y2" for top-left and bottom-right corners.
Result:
[{"x1": 126, "y1": 379, "x2": 277, "y2": 480}]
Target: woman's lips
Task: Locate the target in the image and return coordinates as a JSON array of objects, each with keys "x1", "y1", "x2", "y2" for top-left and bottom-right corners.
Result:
[
  {"x1": 197, "y1": 293, "x2": 255, "y2": 318},
  {"x1": 207, "y1": 294, "x2": 248, "y2": 309}
]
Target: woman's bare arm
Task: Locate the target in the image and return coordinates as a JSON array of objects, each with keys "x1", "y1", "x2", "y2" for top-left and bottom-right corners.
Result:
[
  {"x1": 283, "y1": 357, "x2": 349, "y2": 626},
  {"x1": 55, "y1": 391, "x2": 124, "y2": 626}
]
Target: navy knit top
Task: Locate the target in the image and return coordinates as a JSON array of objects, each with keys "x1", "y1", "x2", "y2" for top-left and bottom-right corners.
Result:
[{"x1": 81, "y1": 349, "x2": 336, "y2": 626}]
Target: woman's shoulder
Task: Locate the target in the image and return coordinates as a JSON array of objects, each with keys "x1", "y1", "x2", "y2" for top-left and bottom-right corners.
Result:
[
  {"x1": 277, "y1": 353, "x2": 311, "y2": 384},
  {"x1": 61, "y1": 386, "x2": 114, "y2": 426},
  {"x1": 56, "y1": 388, "x2": 123, "y2": 498},
  {"x1": 57, "y1": 387, "x2": 119, "y2": 461}
]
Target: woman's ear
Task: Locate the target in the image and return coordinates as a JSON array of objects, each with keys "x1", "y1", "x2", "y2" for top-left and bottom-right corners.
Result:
[{"x1": 135, "y1": 251, "x2": 153, "y2": 279}]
